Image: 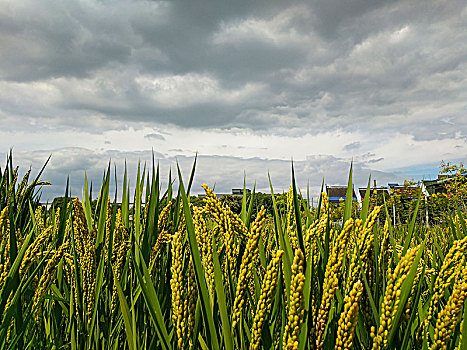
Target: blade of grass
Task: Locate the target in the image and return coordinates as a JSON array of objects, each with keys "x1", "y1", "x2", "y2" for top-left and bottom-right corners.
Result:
[
  {"x1": 455, "y1": 205, "x2": 466, "y2": 238},
  {"x1": 143, "y1": 155, "x2": 159, "y2": 262},
  {"x1": 132, "y1": 245, "x2": 172, "y2": 350},
  {"x1": 83, "y1": 172, "x2": 93, "y2": 233},
  {"x1": 402, "y1": 186, "x2": 423, "y2": 256},
  {"x1": 360, "y1": 174, "x2": 371, "y2": 223},
  {"x1": 343, "y1": 161, "x2": 353, "y2": 225},
  {"x1": 315, "y1": 178, "x2": 325, "y2": 220},
  {"x1": 178, "y1": 163, "x2": 220, "y2": 350},
  {"x1": 95, "y1": 164, "x2": 110, "y2": 248},
  {"x1": 245, "y1": 183, "x2": 256, "y2": 230},
  {"x1": 355, "y1": 240, "x2": 379, "y2": 328},
  {"x1": 241, "y1": 172, "x2": 247, "y2": 224},
  {"x1": 291, "y1": 161, "x2": 305, "y2": 256},
  {"x1": 212, "y1": 238, "x2": 234, "y2": 350},
  {"x1": 387, "y1": 238, "x2": 426, "y2": 347},
  {"x1": 186, "y1": 152, "x2": 197, "y2": 196},
  {"x1": 401, "y1": 265, "x2": 425, "y2": 349},
  {"x1": 134, "y1": 161, "x2": 142, "y2": 244},
  {"x1": 122, "y1": 160, "x2": 129, "y2": 229},
  {"x1": 382, "y1": 194, "x2": 399, "y2": 264},
  {"x1": 0, "y1": 230, "x2": 33, "y2": 318},
  {"x1": 115, "y1": 278, "x2": 136, "y2": 350},
  {"x1": 299, "y1": 246, "x2": 314, "y2": 350},
  {"x1": 269, "y1": 171, "x2": 291, "y2": 300}
]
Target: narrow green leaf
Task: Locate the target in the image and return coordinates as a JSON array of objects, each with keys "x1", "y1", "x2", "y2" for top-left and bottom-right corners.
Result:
[
  {"x1": 122, "y1": 160, "x2": 129, "y2": 229},
  {"x1": 83, "y1": 172, "x2": 93, "y2": 233},
  {"x1": 134, "y1": 161, "x2": 142, "y2": 243},
  {"x1": 355, "y1": 240, "x2": 379, "y2": 328},
  {"x1": 143, "y1": 154, "x2": 159, "y2": 262},
  {"x1": 241, "y1": 172, "x2": 247, "y2": 224},
  {"x1": 302, "y1": 185, "x2": 313, "y2": 228},
  {"x1": 456, "y1": 206, "x2": 467, "y2": 238},
  {"x1": 246, "y1": 183, "x2": 256, "y2": 229},
  {"x1": 401, "y1": 265, "x2": 425, "y2": 349},
  {"x1": 315, "y1": 178, "x2": 325, "y2": 220},
  {"x1": 299, "y1": 247, "x2": 314, "y2": 350},
  {"x1": 88, "y1": 253, "x2": 105, "y2": 336},
  {"x1": 343, "y1": 161, "x2": 353, "y2": 225},
  {"x1": 382, "y1": 194, "x2": 399, "y2": 264},
  {"x1": 387, "y1": 238, "x2": 426, "y2": 347},
  {"x1": 0, "y1": 230, "x2": 33, "y2": 318},
  {"x1": 291, "y1": 161, "x2": 305, "y2": 256},
  {"x1": 55, "y1": 176, "x2": 69, "y2": 247},
  {"x1": 402, "y1": 186, "x2": 423, "y2": 256},
  {"x1": 95, "y1": 165, "x2": 110, "y2": 248},
  {"x1": 360, "y1": 174, "x2": 371, "y2": 223},
  {"x1": 115, "y1": 278, "x2": 135, "y2": 350},
  {"x1": 133, "y1": 245, "x2": 172, "y2": 350},
  {"x1": 268, "y1": 173, "x2": 291, "y2": 299},
  {"x1": 212, "y1": 239, "x2": 234, "y2": 350},
  {"x1": 178, "y1": 163, "x2": 220, "y2": 350},
  {"x1": 187, "y1": 152, "x2": 197, "y2": 196}
]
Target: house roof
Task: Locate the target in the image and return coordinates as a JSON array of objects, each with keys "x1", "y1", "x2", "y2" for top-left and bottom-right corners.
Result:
[
  {"x1": 326, "y1": 185, "x2": 356, "y2": 200},
  {"x1": 359, "y1": 188, "x2": 389, "y2": 198}
]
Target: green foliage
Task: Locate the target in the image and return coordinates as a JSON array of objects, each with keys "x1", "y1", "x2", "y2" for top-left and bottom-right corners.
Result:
[
  {"x1": 440, "y1": 161, "x2": 467, "y2": 208},
  {"x1": 219, "y1": 194, "x2": 242, "y2": 214},
  {"x1": 190, "y1": 195, "x2": 205, "y2": 208}
]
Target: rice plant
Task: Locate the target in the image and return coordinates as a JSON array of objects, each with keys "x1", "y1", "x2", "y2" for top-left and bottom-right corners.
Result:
[{"x1": 0, "y1": 154, "x2": 466, "y2": 350}]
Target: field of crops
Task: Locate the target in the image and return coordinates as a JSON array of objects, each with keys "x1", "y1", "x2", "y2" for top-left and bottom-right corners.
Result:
[{"x1": 1, "y1": 153, "x2": 467, "y2": 350}]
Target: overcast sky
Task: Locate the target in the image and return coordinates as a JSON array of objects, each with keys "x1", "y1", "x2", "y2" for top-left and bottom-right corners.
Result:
[{"x1": 1, "y1": 0, "x2": 466, "y2": 200}]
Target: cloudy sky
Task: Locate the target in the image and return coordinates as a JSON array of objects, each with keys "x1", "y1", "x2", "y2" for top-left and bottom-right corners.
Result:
[{"x1": 1, "y1": 0, "x2": 466, "y2": 200}]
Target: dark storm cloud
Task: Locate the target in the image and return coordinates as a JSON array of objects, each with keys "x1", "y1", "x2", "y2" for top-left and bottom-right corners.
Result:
[{"x1": 0, "y1": 0, "x2": 466, "y2": 140}]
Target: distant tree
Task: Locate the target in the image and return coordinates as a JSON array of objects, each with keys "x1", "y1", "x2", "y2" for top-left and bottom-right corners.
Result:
[
  {"x1": 274, "y1": 192, "x2": 288, "y2": 215},
  {"x1": 220, "y1": 194, "x2": 242, "y2": 214},
  {"x1": 329, "y1": 197, "x2": 360, "y2": 223},
  {"x1": 51, "y1": 197, "x2": 65, "y2": 210},
  {"x1": 440, "y1": 161, "x2": 467, "y2": 210},
  {"x1": 249, "y1": 192, "x2": 274, "y2": 217},
  {"x1": 190, "y1": 195, "x2": 205, "y2": 208}
]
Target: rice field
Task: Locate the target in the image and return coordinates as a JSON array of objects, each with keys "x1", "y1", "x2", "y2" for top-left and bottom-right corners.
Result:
[{"x1": 1, "y1": 153, "x2": 466, "y2": 350}]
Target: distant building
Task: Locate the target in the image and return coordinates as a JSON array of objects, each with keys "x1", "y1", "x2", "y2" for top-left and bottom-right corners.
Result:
[
  {"x1": 198, "y1": 188, "x2": 251, "y2": 198},
  {"x1": 39, "y1": 202, "x2": 53, "y2": 210},
  {"x1": 197, "y1": 193, "x2": 228, "y2": 198},
  {"x1": 358, "y1": 187, "x2": 390, "y2": 201},
  {"x1": 326, "y1": 185, "x2": 357, "y2": 205},
  {"x1": 422, "y1": 179, "x2": 446, "y2": 196},
  {"x1": 231, "y1": 188, "x2": 251, "y2": 195},
  {"x1": 422, "y1": 172, "x2": 466, "y2": 197}
]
